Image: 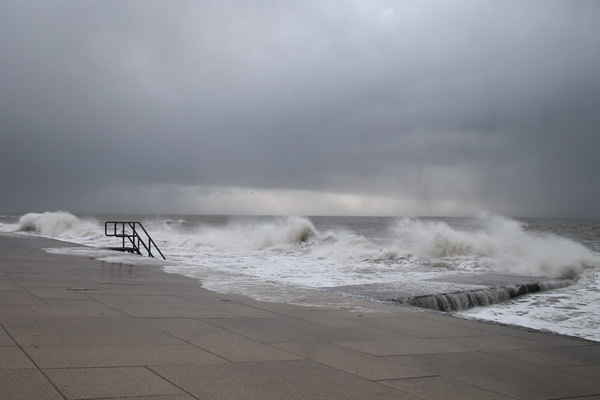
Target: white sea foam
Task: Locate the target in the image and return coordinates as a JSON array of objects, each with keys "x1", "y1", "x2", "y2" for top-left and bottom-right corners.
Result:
[{"x1": 44, "y1": 247, "x2": 165, "y2": 265}]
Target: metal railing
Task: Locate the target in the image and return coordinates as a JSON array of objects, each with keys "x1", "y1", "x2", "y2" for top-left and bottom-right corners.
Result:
[{"x1": 104, "y1": 221, "x2": 166, "y2": 260}]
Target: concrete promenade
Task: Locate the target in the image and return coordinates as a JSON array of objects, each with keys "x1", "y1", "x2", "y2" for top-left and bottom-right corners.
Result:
[{"x1": 1, "y1": 233, "x2": 599, "y2": 400}]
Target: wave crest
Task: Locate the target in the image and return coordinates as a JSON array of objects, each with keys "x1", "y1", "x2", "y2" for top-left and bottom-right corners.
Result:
[
  {"x1": 166, "y1": 216, "x2": 317, "y2": 252},
  {"x1": 390, "y1": 215, "x2": 599, "y2": 278},
  {"x1": 17, "y1": 211, "x2": 102, "y2": 240},
  {"x1": 250, "y1": 216, "x2": 317, "y2": 249},
  {"x1": 19, "y1": 211, "x2": 80, "y2": 235}
]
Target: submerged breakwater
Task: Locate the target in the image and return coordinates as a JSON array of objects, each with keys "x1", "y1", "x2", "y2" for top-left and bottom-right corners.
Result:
[
  {"x1": 398, "y1": 279, "x2": 572, "y2": 312},
  {"x1": 324, "y1": 274, "x2": 573, "y2": 312}
]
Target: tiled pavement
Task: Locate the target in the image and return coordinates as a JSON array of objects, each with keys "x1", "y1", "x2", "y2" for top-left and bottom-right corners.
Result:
[{"x1": 1, "y1": 234, "x2": 599, "y2": 399}]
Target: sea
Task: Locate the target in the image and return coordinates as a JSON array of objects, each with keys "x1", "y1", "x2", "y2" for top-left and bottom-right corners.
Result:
[{"x1": 1, "y1": 211, "x2": 599, "y2": 342}]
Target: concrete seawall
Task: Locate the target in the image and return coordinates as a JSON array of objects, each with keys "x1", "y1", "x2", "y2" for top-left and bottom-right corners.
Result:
[{"x1": 1, "y1": 233, "x2": 599, "y2": 399}]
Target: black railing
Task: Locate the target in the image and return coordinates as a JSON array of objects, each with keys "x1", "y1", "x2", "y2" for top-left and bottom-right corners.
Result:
[{"x1": 104, "y1": 221, "x2": 166, "y2": 260}]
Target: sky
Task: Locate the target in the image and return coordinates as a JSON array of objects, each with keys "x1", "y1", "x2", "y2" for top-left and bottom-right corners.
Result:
[{"x1": 1, "y1": 0, "x2": 599, "y2": 217}]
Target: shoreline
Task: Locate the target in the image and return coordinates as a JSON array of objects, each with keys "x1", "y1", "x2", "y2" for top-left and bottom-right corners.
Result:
[
  {"x1": 3, "y1": 230, "x2": 598, "y2": 343},
  {"x1": 4, "y1": 212, "x2": 599, "y2": 343},
  {"x1": 14, "y1": 230, "x2": 598, "y2": 343},
  {"x1": 1, "y1": 233, "x2": 600, "y2": 399}
]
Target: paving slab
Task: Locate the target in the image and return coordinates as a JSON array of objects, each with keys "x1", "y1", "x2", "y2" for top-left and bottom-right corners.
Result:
[
  {"x1": 143, "y1": 317, "x2": 220, "y2": 336},
  {"x1": 151, "y1": 360, "x2": 419, "y2": 400},
  {"x1": 0, "y1": 290, "x2": 47, "y2": 307},
  {"x1": 0, "y1": 347, "x2": 36, "y2": 369},
  {"x1": 0, "y1": 325, "x2": 16, "y2": 346},
  {"x1": 559, "y1": 365, "x2": 600, "y2": 380},
  {"x1": 380, "y1": 375, "x2": 514, "y2": 400},
  {"x1": 272, "y1": 309, "x2": 384, "y2": 328},
  {"x1": 25, "y1": 344, "x2": 226, "y2": 368},
  {"x1": 362, "y1": 315, "x2": 494, "y2": 338},
  {"x1": 186, "y1": 328, "x2": 303, "y2": 362},
  {"x1": 426, "y1": 334, "x2": 561, "y2": 352},
  {"x1": 274, "y1": 342, "x2": 433, "y2": 380},
  {"x1": 336, "y1": 332, "x2": 473, "y2": 356},
  {"x1": 383, "y1": 351, "x2": 600, "y2": 399},
  {"x1": 43, "y1": 298, "x2": 127, "y2": 317},
  {"x1": 491, "y1": 346, "x2": 599, "y2": 367},
  {"x1": 101, "y1": 395, "x2": 196, "y2": 400},
  {"x1": 203, "y1": 317, "x2": 357, "y2": 343},
  {"x1": 6, "y1": 271, "x2": 97, "y2": 287},
  {"x1": 23, "y1": 286, "x2": 91, "y2": 299},
  {"x1": 88, "y1": 293, "x2": 237, "y2": 318},
  {"x1": 44, "y1": 366, "x2": 185, "y2": 399},
  {"x1": 4, "y1": 315, "x2": 185, "y2": 347},
  {"x1": 0, "y1": 278, "x2": 22, "y2": 291},
  {"x1": 208, "y1": 301, "x2": 289, "y2": 318},
  {"x1": 0, "y1": 369, "x2": 63, "y2": 400},
  {"x1": 0, "y1": 302, "x2": 124, "y2": 318}
]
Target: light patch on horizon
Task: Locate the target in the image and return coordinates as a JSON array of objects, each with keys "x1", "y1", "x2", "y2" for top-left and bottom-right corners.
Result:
[{"x1": 83, "y1": 183, "x2": 489, "y2": 217}]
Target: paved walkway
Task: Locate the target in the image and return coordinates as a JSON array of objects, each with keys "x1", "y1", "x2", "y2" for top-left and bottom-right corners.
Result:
[{"x1": 1, "y1": 233, "x2": 599, "y2": 400}]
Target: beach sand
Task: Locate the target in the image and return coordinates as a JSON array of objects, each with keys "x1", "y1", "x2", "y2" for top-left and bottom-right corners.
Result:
[{"x1": 1, "y1": 233, "x2": 599, "y2": 399}]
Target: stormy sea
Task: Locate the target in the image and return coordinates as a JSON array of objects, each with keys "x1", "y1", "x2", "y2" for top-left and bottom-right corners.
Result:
[{"x1": 1, "y1": 211, "x2": 599, "y2": 342}]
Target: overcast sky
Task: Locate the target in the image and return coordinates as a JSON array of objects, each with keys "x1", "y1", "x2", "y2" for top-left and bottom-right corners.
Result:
[{"x1": 1, "y1": 1, "x2": 599, "y2": 217}]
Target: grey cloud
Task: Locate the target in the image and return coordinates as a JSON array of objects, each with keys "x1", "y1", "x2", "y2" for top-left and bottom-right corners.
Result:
[{"x1": 1, "y1": 0, "x2": 599, "y2": 216}]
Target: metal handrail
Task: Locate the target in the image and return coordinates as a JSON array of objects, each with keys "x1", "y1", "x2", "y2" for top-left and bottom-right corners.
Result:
[{"x1": 104, "y1": 221, "x2": 166, "y2": 260}]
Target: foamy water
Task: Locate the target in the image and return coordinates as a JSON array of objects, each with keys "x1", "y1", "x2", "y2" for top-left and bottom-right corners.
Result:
[{"x1": 1, "y1": 211, "x2": 599, "y2": 341}]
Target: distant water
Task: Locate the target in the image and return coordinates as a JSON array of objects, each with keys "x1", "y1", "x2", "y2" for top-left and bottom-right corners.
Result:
[{"x1": 1, "y1": 211, "x2": 599, "y2": 342}]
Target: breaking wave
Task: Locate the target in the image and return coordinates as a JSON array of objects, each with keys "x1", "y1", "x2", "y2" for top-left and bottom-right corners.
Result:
[
  {"x1": 16, "y1": 211, "x2": 102, "y2": 239},
  {"x1": 3, "y1": 211, "x2": 598, "y2": 282},
  {"x1": 159, "y1": 216, "x2": 317, "y2": 252},
  {"x1": 386, "y1": 215, "x2": 599, "y2": 279}
]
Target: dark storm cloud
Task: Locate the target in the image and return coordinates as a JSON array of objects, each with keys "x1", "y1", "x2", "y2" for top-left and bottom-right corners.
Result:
[{"x1": 1, "y1": 0, "x2": 599, "y2": 216}]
